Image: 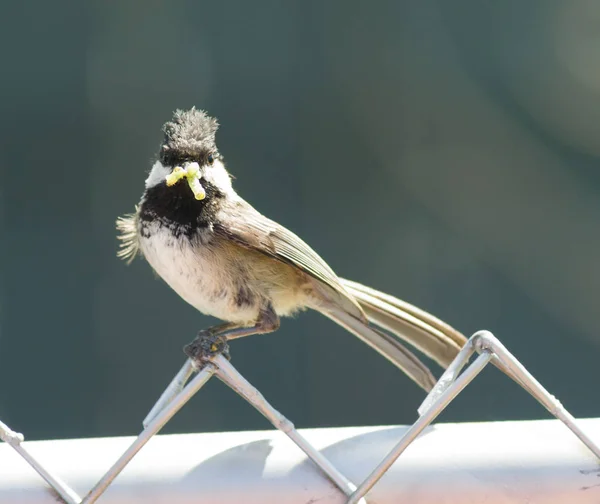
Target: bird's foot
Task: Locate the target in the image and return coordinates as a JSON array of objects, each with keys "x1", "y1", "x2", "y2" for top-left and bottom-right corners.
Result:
[{"x1": 184, "y1": 330, "x2": 231, "y2": 368}]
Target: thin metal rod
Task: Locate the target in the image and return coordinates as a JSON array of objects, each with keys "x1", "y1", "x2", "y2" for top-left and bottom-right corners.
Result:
[
  {"x1": 214, "y1": 355, "x2": 367, "y2": 503},
  {"x1": 347, "y1": 351, "x2": 493, "y2": 504},
  {"x1": 418, "y1": 337, "x2": 476, "y2": 415},
  {"x1": 0, "y1": 420, "x2": 81, "y2": 504},
  {"x1": 475, "y1": 330, "x2": 600, "y2": 460},
  {"x1": 143, "y1": 359, "x2": 196, "y2": 427},
  {"x1": 418, "y1": 337, "x2": 527, "y2": 416},
  {"x1": 0, "y1": 419, "x2": 24, "y2": 446},
  {"x1": 82, "y1": 364, "x2": 216, "y2": 504}
]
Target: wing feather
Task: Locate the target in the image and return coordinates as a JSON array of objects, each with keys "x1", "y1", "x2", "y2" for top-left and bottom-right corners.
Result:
[{"x1": 213, "y1": 200, "x2": 364, "y2": 318}]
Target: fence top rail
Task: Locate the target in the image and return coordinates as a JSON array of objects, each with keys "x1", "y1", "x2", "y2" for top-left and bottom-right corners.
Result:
[{"x1": 2, "y1": 419, "x2": 600, "y2": 504}]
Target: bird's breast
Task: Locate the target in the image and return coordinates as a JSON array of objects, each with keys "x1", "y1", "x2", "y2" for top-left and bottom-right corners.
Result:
[{"x1": 137, "y1": 220, "x2": 261, "y2": 324}]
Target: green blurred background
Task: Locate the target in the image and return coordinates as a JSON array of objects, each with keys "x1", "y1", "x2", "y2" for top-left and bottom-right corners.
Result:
[{"x1": 2, "y1": 1, "x2": 600, "y2": 441}]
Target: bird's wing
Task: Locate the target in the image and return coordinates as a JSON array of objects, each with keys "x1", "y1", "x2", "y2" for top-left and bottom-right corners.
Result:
[{"x1": 213, "y1": 199, "x2": 365, "y2": 319}]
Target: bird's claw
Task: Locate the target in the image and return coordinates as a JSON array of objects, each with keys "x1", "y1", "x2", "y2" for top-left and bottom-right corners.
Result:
[{"x1": 184, "y1": 331, "x2": 231, "y2": 367}]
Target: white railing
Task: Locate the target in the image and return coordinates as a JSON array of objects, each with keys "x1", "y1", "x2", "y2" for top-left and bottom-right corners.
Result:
[
  {"x1": 3, "y1": 419, "x2": 600, "y2": 503},
  {"x1": 1, "y1": 331, "x2": 599, "y2": 503}
]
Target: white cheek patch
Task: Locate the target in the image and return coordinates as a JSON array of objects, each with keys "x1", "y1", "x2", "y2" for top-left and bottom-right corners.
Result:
[
  {"x1": 204, "y1": 160, "x2": 237, "y2": 198},
  {"x1": 145, "y1": 161, "x2": 171, "y2": 189}
]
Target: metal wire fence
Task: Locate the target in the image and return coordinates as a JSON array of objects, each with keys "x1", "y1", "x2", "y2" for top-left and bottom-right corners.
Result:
[{"x1": 1, "y1": 330, "x2": 599, "y2": 503}]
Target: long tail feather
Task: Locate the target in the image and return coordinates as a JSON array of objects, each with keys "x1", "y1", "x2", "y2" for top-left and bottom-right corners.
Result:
[
  {"x1": 322, "y1": 307, "x2": 437, "y2": 391},
  {"x1": 340, "y1": 279, "x2": 467, "y2": 368}
]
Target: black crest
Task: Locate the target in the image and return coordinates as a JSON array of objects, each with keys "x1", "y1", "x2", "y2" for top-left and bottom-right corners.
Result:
[{"x1": 160, "y1": 108, "x2": 219, "y2": 166}]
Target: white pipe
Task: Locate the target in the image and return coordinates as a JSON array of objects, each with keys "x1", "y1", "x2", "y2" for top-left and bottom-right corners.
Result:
[{"x1": 2, "y1": 419, "x2": 600, "y2": 504}]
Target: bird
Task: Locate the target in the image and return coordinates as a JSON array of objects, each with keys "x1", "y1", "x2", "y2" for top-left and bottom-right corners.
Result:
[{"x1": 116, "y1": 108, "x2": 466, "y2": 391}]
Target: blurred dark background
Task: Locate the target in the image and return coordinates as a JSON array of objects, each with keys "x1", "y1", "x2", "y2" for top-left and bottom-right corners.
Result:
[{"x1": 2, "y1": 1, "x2": 600, "y2": 441}]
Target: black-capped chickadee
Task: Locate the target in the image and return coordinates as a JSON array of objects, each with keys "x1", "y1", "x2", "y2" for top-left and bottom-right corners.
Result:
[{"x1": 117, "y1": 108, "x2": 466, "y2": 390}]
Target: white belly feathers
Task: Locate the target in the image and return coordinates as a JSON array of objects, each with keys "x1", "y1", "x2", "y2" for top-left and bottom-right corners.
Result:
[{"x1": 138, "y1": 222, "x2": 260, "y2": 324}]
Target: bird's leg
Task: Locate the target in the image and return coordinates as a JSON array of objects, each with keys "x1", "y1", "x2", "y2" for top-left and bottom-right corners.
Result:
[
  {"x1": 184, "y1": 304, "x2": 280, "y2": 366},
  {"x1": 145, "y1": 306, "x2": 279, "y2": 425}
]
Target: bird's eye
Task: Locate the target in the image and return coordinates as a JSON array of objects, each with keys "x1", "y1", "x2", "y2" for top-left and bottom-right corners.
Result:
[{"x1": 207, "y1": 154, "x2": 214, "y2": 164}]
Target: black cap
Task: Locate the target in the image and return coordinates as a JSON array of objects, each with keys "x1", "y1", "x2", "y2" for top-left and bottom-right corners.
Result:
[{"x1": 159, "y1": 108, "x2": 219, "y2": 166}]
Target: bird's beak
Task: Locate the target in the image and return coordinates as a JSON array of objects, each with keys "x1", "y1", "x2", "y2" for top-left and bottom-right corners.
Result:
[{"x1": 165, "y1": 162, "x2": 206, "y2": 200}]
